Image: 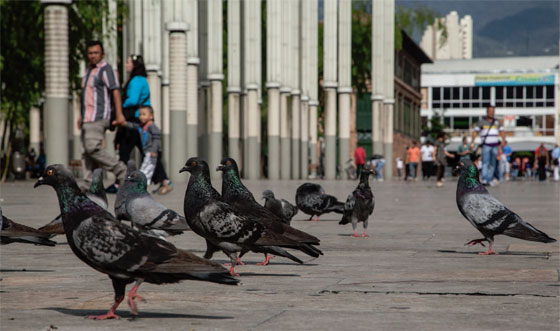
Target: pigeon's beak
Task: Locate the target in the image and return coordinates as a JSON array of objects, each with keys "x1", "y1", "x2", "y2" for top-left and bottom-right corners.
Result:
[
  {"x1": 34, "y1": 177, "x2": 44, "y2": 188},
  {"x1": 179, "y1": 166, "x2": 189, "y2": 173},
  {"x1": 216, "y1": 164, "x2": 224, "y2": 171}
]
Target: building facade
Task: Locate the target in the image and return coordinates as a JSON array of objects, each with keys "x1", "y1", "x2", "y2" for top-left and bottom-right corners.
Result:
[
  {"x1": 421, "y1": 56, "x2": 559, "y2": 151},
  {"x1": 420, "y1": 11, "x2": 472, "y2": 61}
]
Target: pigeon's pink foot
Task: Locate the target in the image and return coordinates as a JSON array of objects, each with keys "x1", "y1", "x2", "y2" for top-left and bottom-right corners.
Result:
[
  {"x1": 313, "y1": 216, "x2": 320, "y2": 222},
  {"x1": 465, "y1": 239, "x2": 487, "y2": 247},
  {"x1": 362, "y1": 232, "x2": 370, "y2": 238},
  {"x1": 478, "y1": 242, "x2": 497, "y2": 255},
  {"x1": 224, "y1": 257, "x2": 245, "y2": 266},
  {"x1": 352, "y1": 231, "x2": 361, "y2": 237},
  {"x1": 229, "y1": 266, "x2": 240, "y2": 277},
  {"x1": 88, "y1": 296, "x2": 123, "y2": 320},
  {"x1": 256, "y1": 255, "x2": 274, "y2": 266},
  {"x1": 127, "y1": 283, "x2": 145, "y2": 316}
]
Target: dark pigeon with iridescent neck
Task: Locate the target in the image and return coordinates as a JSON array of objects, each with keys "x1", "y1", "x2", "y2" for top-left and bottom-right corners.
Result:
[
  {"x1": 182, "y1": 158, "x2": 307, "y2": 276},
  {"x1": 339, "y1": 167, "x2": 375, "y2": 237},
  {"x1": 217, "y1": 158, "x2": 322, "y2": 265},
  {"x1": 262, "y1": 190, "x2": 298, "y2": 225},
  {"x1": 34, "y1": 164, "x2": 238, "y2": 320},
  {"x1": 295, "y1": 183, "x2": 344, "y2": 221},
  {"x1": 120, "y1": 170, "x2": 188, "y2": 235},
  {"x1": 455, "y1": 159, "x2": 556, "y2": 255}
]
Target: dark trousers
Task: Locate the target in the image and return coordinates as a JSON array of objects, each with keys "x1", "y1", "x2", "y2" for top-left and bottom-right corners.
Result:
[
  {"x1": 151, "y1": 151, "x2": 169, "y2": 185},
  {"x1": 115, "y1": 108, "x2": 144, "y2": 163},
  {"x1": 437, "y1": 164, "x2": 444, "y2": 181},
  {"x1": 422, "y1": 161, "x2": 434, "y2": 178},
  {"x1": 356, "y1": 163, "x2": 364, "y2": 178},
  {"x1": 538, "y1": 157, "x2": 547, "y2": 181}
]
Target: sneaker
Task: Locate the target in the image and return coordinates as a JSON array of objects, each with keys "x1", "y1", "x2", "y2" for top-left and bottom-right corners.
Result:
[
  {"x1": 481, "y1": 181, "x2": 490, "y2": 186},
  {"x1": 105, "y1": 183, "x2": 119, "y2": 194},
  {"x1": 436, "y1": 182, "x2": 443, "y2": 187},
  {"x1": 490, "y1": 179, "x2": 499, "y2": 187},
  {"x1": 158, "y1": 182, "x2": 174, "y2": 195}
]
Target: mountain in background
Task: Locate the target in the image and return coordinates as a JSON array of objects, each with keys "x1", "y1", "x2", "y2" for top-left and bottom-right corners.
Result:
[{"x1": 396, "y1": 0, "x2": 559, "y2": 58}]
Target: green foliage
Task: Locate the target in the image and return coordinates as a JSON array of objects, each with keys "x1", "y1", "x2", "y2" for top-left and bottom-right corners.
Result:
[{"x1": 422, "y1": 111, "x2": 447, "y2": 142}]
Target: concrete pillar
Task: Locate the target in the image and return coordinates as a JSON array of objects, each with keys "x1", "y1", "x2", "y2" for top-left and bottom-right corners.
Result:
[
  {"x1": 247, "y1": 86, "x2": 260, "y2": 179},
  {"x1": 166, "y1": 22, "x2": 189, "y2": 182},
  {"x1": 146, "y1": 68, "x2": 161, "y2": 125},
  {"x1": 291, "y1": 91, "x2": 301, "y2": 179},
  {"x1": 143, "y1": 0, "x2": 162, "y2": 125},
  {"x1": 42, "y1": 0, "x2": 71, "y2": 165},
  {"x1": 309, "y1": 101, "x2": 318, "y2": 178},
  {"x1": 198, "y1": 0, "x2": 208, "y2": 162},
  {"x1": 371, "y1": 0, "x2": 385, "y2": 156},
  {"x1": 228, "y1": 0, "x2": 242, "y2": 164},
  {"x1": 280, "y1": 90, "x2": 291, "y2": 180},
  {"x1": 308, "y1": 0, "x2": 319, "y2": 178},
  {"x1": 186, "y1": 60, "x2": 199, "y2": 161},
  {"x1": 160, "y1": 0, "x2": 172, "y2": 173},
  {"x1": 290, "y1": 0, "x2": 301, "y2": 179},
  {"x1": 300, "y1": 96, "x2": 309, "y2": 179},
  {"x1": 161, "y1": 83, "x2": 170, "y2": 171},
  {"x1": 266, "y1": 0, "x2": 281, "y2": 180},
  {"x1": 29, "y1": 106, "x2": 41, "y2": 155},
  {"x1": 383, "y1": 0, "x2": 395, "y2": 180},
  {"x1": 207, "y1": 0, "x2": 223, "y2": 179},
  {"x1": 338, "y1": 0, "x2": 351, "y2": 179},
  {"x1": 323, "y1": 0, "x2": 337, "y2": 180}
]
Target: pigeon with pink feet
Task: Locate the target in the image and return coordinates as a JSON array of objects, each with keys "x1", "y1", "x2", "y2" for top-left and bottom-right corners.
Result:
[{"x1": 339, "y1": 168, "x2": 375, "y2": 238}]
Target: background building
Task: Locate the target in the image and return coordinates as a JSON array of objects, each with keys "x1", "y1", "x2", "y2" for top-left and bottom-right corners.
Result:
[
  {"x1": 420, "y1": 56, "x2": 559, "y2": 151},
  {"x1": 420, "y1": 11, "x2": 472, "y2": 60}
]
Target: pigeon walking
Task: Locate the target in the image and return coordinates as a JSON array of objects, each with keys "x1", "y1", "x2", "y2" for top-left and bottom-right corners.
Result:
[
  {"x1": 118, "y1": 170, "x2": 188, "y2": 235},
  {"x1": 295, "y1": 183, "x2": 344, "y2": 221},
  {"x1": 181, "y1": 158, "x2": 307, "y2": 275},
  {"x1": 39, "y1": 168, "x2": 108, "y2": 236},
  {"x1": 262, "y1": 190, "x2": 298, "y2": 225},
  {"x1": 1, "y1": 206, "x2": 56, "y2": 246},
  {"x1": 34, "y1": 164, "x2": 238, "y2": 320},
  {"x1": 115, "y1": 159, "x2": 138, "y2": 220},
  {"x1": 217, "y1": 158, "x2": 322, "y2": 265},
  {"x1": 339, "y1": 168, "x2": 375, "y2": 237},
  {"x1": 455, "y1": 159, "x2": 556, "y2": 255}
]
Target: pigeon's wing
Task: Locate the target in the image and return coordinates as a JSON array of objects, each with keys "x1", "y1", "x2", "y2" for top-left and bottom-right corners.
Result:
[
  {"x1": 339, "y1": 194, "x2": 355, "y2": 225},
  {"x1": 280, "y1": 199, "x2": 298, "y2": 221},
  {"x1": 127, "y1": 195, "x2": 189, "y2": 231},
  {"x1": 459, "y1": 193, "x2": 509, "y2": 231},
  {"x1": 1, "y1": 216, "x2": 56, "y2": 246},
  {"x1": 87, "y1": 192, "x2": 108, "y2": 210},
  {"x1": 323, "y1": 194, "x2": 345, "y2": 214},
  {"x1": 500, "y1": 212, "x2": 556, "y2": 243},
  {"x1": 38, "y1": 215, "x2": 65, "y2": 236}
]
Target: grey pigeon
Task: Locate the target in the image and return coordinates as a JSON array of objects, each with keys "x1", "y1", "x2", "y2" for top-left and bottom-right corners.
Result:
[
  {"x1": 115, "y1": 159, "x2": 138, "y2": 220},
  {"x1": 339, "y1": 168, "x2": 375, "y2": 237},
  {"x1": 38, "y1": 168, "x2": 108, "y2": 236},
  {"x1": 119, "y1": 170, "x2": 188, "y2": 235},
  {"x1": 455, "y1": 159, "x2": 556, "y2": 255},
  {"x1": 262, "y1": 190, "x2": 298, "y2": 225},
  {"x1": 217, "y1": 158, "x2": 322, "y2": 265},
  {"x1": 295, "y1": 183, "x2": 345, "y2": 221},
  {"x1": 1, "y1": 206, "x2": 56, "y2": 246},
  {"x1": 34, "y1": 164, "x2": 239, "y2": 320},
  {"x1": 182, "y1": 157, "x2": 306, "y2": 276}
]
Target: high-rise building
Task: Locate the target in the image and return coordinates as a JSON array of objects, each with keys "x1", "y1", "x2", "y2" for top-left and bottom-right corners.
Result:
[{"x1": 420, "y1": 11, "x2": 472, "y2": 60}]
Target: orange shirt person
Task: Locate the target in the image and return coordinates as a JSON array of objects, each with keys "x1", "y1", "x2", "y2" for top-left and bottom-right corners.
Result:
[{"x1": 406, "y1": 141, "x2": 420, "y2": 180}]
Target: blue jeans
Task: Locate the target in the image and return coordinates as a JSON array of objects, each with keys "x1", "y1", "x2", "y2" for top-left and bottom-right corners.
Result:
[
  {"x1": 375, "y1": 159, "x2": 385, "y2": 179},
  {"x1": 408, "y1": 162, "x2": 418, "y2": 178},
  {"x1": 481, "y1": 145, "x2": 499, "y2": 183}
]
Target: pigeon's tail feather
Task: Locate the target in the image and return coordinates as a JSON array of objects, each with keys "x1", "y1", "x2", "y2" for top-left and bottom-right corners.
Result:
[
  {"x1": 339, "y1": 215, "x2": 350, "y2": 225},
  {"x1": 327, "y1": 201, "x2": 345, "y2": 214},
  {"x1": 504, "y1": 221, "x2": 557, "y2": 243},
  {"x1": 37, "y1": 216, "x2": 65, "y2": 237},
  {"x1": 299, "y1": 243, "x2": 323, "y2": 257},
  {"x1": 190, "y1": 272, "x2": 240, "y2": 285},
  {"x1": 262, "y1": 246, "x2": 304, "y2": 264},
  {"x1": 1, "y1": 234, "x2": 57, "y2": 246}
]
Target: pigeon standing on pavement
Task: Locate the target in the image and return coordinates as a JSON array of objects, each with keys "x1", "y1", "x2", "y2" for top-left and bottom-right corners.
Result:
[
  {"x1": 217, "y1": 158, "x2": 322, "y2": 265},
  {"x1": 295, "y1": 183, "x2": 344, "y2": 221},
  {"x1": 34, "y1": 164, "x2": 239, "y2": 320},
  {"x1": 339, "y1": 168, "x2": 375, "y2": 237},
  {"x1": 262, "y1": 190, "x2": 298, "y2": 225},
  {"x1": 455, "y1": 159, "x2": 556, "y2": 255},
  {"x1": 115, "y1": 160, "x2": 138, "y2": 220},
  {"x1": 1, "y1": 206, "x2": 56, "y2": 246},
  {"x1": 120, "y1": 170, "x2": 189, "y2": 235},
  {"x1": 181, "y1": 157, "x2": 307, "y2": 275},
  {"x1": 39, "y1": 168, "x2": 108, "y2": 236}
]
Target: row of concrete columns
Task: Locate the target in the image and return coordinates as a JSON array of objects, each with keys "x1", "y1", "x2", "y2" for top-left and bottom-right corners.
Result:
[{"x1": 39, "y1": 0, "x2": 395, "y2": 181}]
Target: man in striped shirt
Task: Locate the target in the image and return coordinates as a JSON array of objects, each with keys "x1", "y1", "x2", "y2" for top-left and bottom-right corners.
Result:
[
  {"x1": 78, "y1": 40, "x2": 127, "y2": 189},
  {"x1": 470, "y1": 106, "x2": 506, "y2": 186}
]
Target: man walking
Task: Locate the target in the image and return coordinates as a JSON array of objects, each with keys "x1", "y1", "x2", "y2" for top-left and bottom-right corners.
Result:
[
  {"x1": 471, "y1": 106, "x2": 505, "y2": 186},
  {"x1": 354, "y1": 145, "x2": 366, "y2": 178},
  {"x1": 78, "y1": 40, "x2": 127, "y2": 189}
]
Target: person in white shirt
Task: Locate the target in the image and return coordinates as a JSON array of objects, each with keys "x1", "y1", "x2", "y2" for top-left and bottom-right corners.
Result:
[
  {"x1": 420, "y1": 141, "x2": 434, "y2": 180},
  {"x1": 396, "y1": 157, "x2": 403, "y2": 178}
]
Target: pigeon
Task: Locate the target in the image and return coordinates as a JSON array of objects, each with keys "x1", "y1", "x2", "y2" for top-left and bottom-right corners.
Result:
[
  {"x1": 339, "y1": 168, "x2": 375, "y2": 237},
  {"x1": 181, "y1": 157, "x2": 308, "y2": 275},
  {"x1": 38, "y1": 168, "x2": 108, "y2": 236},
  {"x1": 1, "y1": 206, "x2": 56, "y2": 246},
  {"x1": 115, "y1": 159, "x2": 138, "y2": 221},
  {"x1": 119, "y1": 170, "x2": 189, "y2": 235},
  {"x1": 295, "y1": 183, "x2": 345, "y2": 221},
  {"x1": 217, "y1": 158, "x2": 322, "y2": 265},
  {"x1": 455, "y1": 159, "x2": 556, "y2": 255},
  {"x1": 34, "y1": 164, "x2": 239, "y2": 320},
  {"x1": 262, "y1": 190, "x2": 298, "y2": 225}
]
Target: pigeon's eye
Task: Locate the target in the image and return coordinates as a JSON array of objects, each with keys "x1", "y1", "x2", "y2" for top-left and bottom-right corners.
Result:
[
  {"x1": 46, "y1": 169, "x2": 53, "y2": 176},
  {"x1": 226, "y1": 160, "x2": 231, "y2": 166},
  {"x1": 191, "y1": 161, "x2": 197, "y2": 167},
  {"x1": 132, "y1": 173, "x2": 137, "y2": 177}
]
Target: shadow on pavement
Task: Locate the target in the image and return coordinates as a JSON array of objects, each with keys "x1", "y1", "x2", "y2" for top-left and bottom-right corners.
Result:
[
  {"x1": 238, "y1": 272, "x2": 300, "y2": 277},
  {"x1": 44, "y1": 307, "x2": 233, "y2": 320},
  {"x1": 438, "y1": 250, "x2": 550, "y2": 257},
  {"x1": 0, "y1": 269, "x2": 55, "y2": 273}
]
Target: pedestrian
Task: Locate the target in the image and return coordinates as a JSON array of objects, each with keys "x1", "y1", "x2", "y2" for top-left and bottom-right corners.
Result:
[
  {"x1": 433, "y1": 132, "x2": 455, "y2": 187},
  {"x1": 406, "y1": 141, "x2": 420, "y2": 181},
  {"x1": 534, "y1": 143, "x2": 549, "y2": 182},
  {"x1": 354, "y1": 145, "x2": 366, "y2": 178},
  {"x1": 420, "y1": 140, "x2": 434, "y2": 180},
  {"x1": 470, "y1": 106, "x2": 505, "y2": 186},
  {"x1": 369, "y1": 154, "x2": 385, "y2": 181},
  {"x1": 125, "y1": 105, "x2": 174, "y2": 194},
  {"x1": 396, "y1": 157, "x2": 403, "y2": 178},
  {"x1": 79, "y1": 40, "x2": 126, "y2": 189},
  {"x1": 403, "y1": 146, "x2": 410, "y2": 181},
  {"x1": 501, "y1": 140, "x2": 513, "y2": 180},
  {"x1": 511, "y1": 157, "x2": 520, "y2": 180},
  {"x1": 551, "y1": 144, "x2": 560, "y2": 181},
  {"x1": 456, "y1": 136, "x2": 471, "y2": 161},
  {"x1": 115, "y1": 54, "x2": 151, "y2": 164}
]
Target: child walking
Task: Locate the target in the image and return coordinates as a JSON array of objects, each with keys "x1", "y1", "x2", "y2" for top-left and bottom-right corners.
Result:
[{"x1": 125, "y1": 106, "x2": 173, "y2": 194}]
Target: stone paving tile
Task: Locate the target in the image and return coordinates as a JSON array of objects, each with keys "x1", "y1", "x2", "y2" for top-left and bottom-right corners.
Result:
[{"x1": 1, "y1": 178, "x2": 558, "y2": 330}]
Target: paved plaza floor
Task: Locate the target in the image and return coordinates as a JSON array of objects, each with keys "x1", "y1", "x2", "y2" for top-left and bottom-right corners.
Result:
[{"x1": 1, "y1": 177, "x2": 559, "y2": 330}]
